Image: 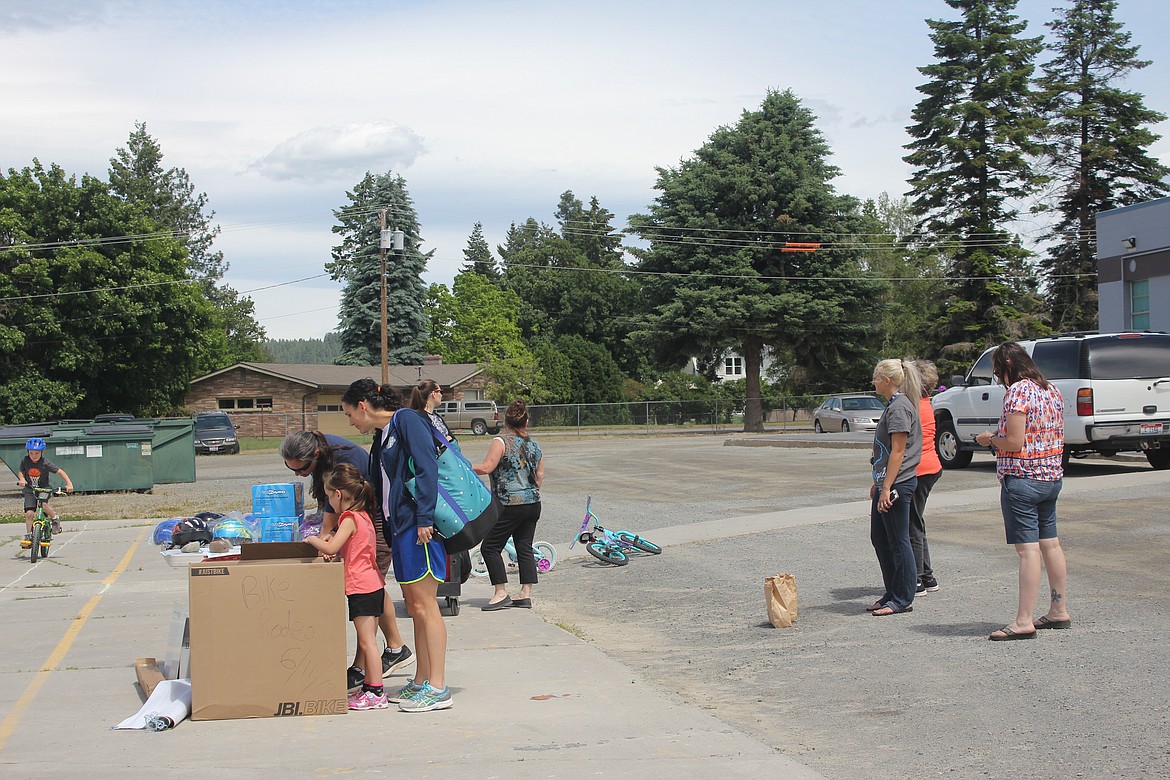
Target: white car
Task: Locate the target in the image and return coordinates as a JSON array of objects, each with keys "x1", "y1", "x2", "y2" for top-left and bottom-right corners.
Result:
[
  {"x1": 931, "y1": 332, "x2": 1170, "y2": 469},
  {"x1": 813, "y1": 394, "x2": 886, "y2": 433}
]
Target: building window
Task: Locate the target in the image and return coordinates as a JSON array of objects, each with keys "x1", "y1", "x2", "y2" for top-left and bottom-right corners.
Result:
[
  {"x1": 724, "y1": 356, "x2": 744, "y2": 376},
  {"x1": 317, "y1": 404, "x2": 341, "y2": 412},
  {"x1": 1130, "y1": 279, "x2": 1150, "y2": 330},
  {"x1": 218, "y1": 397, "x2": 273, "y2": 410}
]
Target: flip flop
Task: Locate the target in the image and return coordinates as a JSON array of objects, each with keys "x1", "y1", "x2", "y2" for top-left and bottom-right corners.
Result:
[
  {"x1": 1035, "y1": 616, "x2": 1072, "y2": 630},
  {"x1": 871, "y1": 605, "x2": 913, "y2": 616},
  {"x1": 865, "y1": 601, "x2": 887, "y2": 612},
  {"x1": 989, "y1": 625, "x2": 1036, "y2": 641}
]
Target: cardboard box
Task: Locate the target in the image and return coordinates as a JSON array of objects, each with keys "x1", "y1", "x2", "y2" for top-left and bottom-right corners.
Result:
[
  {"x1": 260, "y1": 515, "x2": 299, "y2": 543},
  {"x1": 251, "y1": 482, "x2": 304, "y2": 520},
  {"x1": 188, "y1": 549, "x2": 346, "y2": 720}
]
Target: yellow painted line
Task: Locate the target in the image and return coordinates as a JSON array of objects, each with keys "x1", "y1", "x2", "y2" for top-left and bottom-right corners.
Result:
[{"x1": 0, "y1": 526, "x2": 149, "y2": 752}]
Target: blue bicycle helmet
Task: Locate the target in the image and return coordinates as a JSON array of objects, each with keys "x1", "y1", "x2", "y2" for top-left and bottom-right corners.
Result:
[
  {"x1": 153, "y1": 518, "x2": 181, "y2": 546},
  {"x1": 212, "y1": 516, "x2": 253, "y2": 544},
  {"x1": 26, "y1": 437, "x2": 46, "y2": 451}
]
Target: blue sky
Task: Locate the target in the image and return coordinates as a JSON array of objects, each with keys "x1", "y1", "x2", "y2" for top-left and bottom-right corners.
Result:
[{"x1": 3, "y1": 0, "x2": 1168, "y2": 340}]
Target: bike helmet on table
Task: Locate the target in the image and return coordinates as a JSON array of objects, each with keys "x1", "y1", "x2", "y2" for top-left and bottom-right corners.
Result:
[
  {"x1": 153, "y1": 518, "x2": 182, "y2": 546},
  {"x1": 171, "y1": 516, "x2": 213, "y2": 547},
  {"x1": 212, "y1": 516, "x2": 253, "y2": 544},
  {"x1": 26, "y1": 437, "x2": 46, "y2": 451}
]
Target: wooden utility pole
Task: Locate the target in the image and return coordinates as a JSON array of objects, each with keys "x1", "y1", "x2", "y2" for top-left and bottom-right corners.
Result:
[{"x1": 379, "y1": 208, "x2": 389, "y2": 385}]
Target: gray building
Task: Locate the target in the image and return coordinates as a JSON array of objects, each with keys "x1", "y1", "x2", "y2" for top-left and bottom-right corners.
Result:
[{"x1": 1097, "y1": 195, "x2": 1170, "y2": 332}]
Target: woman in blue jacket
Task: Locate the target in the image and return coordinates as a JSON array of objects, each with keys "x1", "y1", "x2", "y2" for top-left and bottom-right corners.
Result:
[{"x1": 340, "y1": 379, "x2": 452, "y2": 713}]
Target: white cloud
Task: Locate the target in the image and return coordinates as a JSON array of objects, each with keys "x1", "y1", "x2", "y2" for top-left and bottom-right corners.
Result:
[{"x1": 248, "y1": 121, "x2": 427, "y2": 183}]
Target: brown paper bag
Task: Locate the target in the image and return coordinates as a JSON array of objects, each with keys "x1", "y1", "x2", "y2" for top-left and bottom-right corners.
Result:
[{"x1": 765, "y1": 574, "x2": 798, "y2": 628}]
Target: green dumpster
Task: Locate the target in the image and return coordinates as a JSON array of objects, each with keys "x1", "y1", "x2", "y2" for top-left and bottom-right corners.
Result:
[
  {"x1": 146, "y1": 418, "x2": 196, "y2": 484},
  {"x1": 46, "y1": 424, "x2": 154, "y2": 492}
]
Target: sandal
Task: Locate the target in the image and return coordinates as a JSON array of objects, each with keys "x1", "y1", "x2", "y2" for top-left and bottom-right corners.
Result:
[
  {"x1": 989, "y1": 625, "x2": 1036, "y2": 641},
  {"x1": 865, "y1": 601, "x2": 887, "y2": 612},
  {"x1": 871, "y1": 605, "x2": 913, "y2": 617}
]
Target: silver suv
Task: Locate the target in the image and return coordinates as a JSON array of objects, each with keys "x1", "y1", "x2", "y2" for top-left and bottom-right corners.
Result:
[
  {"x1": 434, "y1": 400, "x2": 501, "y2": 436},
  {"x1": 931, "y1": 332, "x2": 1170, "y2": 470}
]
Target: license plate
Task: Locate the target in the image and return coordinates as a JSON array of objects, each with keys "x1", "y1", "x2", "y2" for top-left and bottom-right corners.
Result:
[
  {"x1": 208, "y1": 445, "x2": 220, "y2": 452},
  {"x1": 1140, "y1": 423, "x2": 1164, "y2": 435}
]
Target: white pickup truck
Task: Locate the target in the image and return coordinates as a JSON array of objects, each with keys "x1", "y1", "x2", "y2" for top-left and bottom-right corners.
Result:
[{"x1": 930, "y1": 332, "x2": 1170, "y2": 470}]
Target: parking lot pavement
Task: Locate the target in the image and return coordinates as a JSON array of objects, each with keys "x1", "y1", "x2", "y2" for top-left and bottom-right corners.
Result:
[
  {"x1": 3, "y1": 436, "x2": 1168, "y2": 778},
  {"x1": 0, "y1": 496, "x2": 822, "y2": 778}
]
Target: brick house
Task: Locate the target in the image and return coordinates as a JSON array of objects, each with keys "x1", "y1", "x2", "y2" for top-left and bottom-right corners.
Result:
[{"x1": 185, "y1": 360, "x2": 487, "y2": 438}]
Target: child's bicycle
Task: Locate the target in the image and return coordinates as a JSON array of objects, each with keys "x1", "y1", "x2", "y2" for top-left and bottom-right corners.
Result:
[
  {"x1": 21, "y1": 487, "x2": 65, "y2": 563},
  {"x1": 471, "y1": 538, "x2": 556, "y2": 577},
  {"x1": 570, "y1": 495, "x2": 662, "y2": 566}
]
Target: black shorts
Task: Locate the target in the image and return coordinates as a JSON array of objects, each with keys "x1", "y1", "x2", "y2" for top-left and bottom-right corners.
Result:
[
  {"x1": 347, "y1": 588, "x2": 385, "y2": 620},
  {"x1": 22, "y1": 487, "x2": 39, "y2": 512}
]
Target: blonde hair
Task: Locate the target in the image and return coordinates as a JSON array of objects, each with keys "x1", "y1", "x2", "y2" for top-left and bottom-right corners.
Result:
[
  {"x1": 914, "y1": 360, "x2": 939, "y2": 397},
  {"x1": 874, "y1": 358, "x2": 923, "y2": 403}
]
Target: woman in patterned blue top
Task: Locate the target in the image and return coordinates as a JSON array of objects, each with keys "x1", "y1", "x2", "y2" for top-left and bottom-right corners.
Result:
[{"x1": 473, "y1": 399, "x2": 545, "y2": 611}]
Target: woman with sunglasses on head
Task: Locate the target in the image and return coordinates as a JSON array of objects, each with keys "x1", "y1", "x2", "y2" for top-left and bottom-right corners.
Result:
[
  {"x1": 409, "y1": 379, "x2": 456, "y2": 445},
  {"x1": 976, "y1": 342, "x2": 1071, "y2": 641},
  {"x1": 279, "y1": 430, "x2": 413, "y2": 685}
]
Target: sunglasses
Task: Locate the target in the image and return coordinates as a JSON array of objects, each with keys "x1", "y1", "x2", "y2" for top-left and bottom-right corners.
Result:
[{"x1": 286, "y1": 455, "x2": 317, "y2": 476}]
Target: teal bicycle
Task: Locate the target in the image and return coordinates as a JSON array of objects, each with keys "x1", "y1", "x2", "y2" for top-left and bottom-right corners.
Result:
[
  {"x1": 570, "y1": 496, "x2": 662, "y2": 566},
  {"x1": 470, "y1": 538, "x2": 556, "y2": 578},
  {"x1": 22, "y1": 487, "x2": 65, "y2": 563}
]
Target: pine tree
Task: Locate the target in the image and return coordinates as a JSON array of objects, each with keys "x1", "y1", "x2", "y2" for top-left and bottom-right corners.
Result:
[
  {"x1": 108, "y1": 122, "x2": 266, "y2": 366},
  {"x1": 1036, "y1": 0, "x2": 1169, "y2": 332},
  {"x1": 460, "y1": 221, "x2": 499, "y2": 280},
  {"x1": 630, "y1": 89, "x2": 883, "y2": 432},
  {"x1": 904, "y1": 0, "x2": 1046, "y2": 356},
  {"x1": 327, "y1": 171, "x2": 430, "y2": 366}
]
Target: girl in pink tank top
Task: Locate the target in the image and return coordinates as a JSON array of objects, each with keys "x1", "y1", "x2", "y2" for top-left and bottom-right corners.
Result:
[{"x1": 306, "y1": 463, "x2": 389, "y2": 710}]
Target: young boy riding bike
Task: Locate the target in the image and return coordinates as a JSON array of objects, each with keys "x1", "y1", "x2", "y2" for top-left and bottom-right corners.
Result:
[{"x1": 17, "y1": 438, "x2": 73, "y2": 546}]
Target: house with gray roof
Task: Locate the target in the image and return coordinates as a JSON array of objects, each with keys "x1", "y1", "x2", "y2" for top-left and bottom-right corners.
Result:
[{"x1": 185, "y1": 359, "x2": 487, "y2": 438}]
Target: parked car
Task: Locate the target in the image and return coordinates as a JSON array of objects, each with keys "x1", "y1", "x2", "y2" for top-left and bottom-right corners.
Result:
[
  {"x1": 813, "y1": 394, "x2": 886, "y2": 433},
  {"x1": 931, "y1": 331, "x2": 1170, "y2": 470},
  {"x1": 193, "y1": 411, "x2": 240, "y2": 455},
  {"x1": 434, "y1": 400, "x2": 501, "y2": 436}
]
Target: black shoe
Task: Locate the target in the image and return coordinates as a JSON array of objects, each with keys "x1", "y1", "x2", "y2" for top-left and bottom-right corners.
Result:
[
  {"x1": 921, "y1": 576, "x2": 940, "y2": 593},
  {"x1": 916, "y1": 579, "x2": 926, "y2": 594},
  {"x1": 382, "y1": 645, "x2": 415, "y2": 675},
  {"x1": 347, "y1": 665, "x2": 365, "y2": 692}
]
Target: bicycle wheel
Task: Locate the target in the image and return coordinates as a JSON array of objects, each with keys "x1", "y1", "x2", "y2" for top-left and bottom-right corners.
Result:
[
  {"x1": 470, "y1": 548, "x2": 488, "y2": 578},
  {"x1": 533, "y1": 542, "x2": 556, "y2": 573},
  {"x1": 615, "y1": 531, "x2": 662, "y2": 554},
  {"x1": 586, "y1": 542, "x2": 628, "y2": 566},
  {"x1": 29, "y1": 523, "x2": 40, "y2": 563}
]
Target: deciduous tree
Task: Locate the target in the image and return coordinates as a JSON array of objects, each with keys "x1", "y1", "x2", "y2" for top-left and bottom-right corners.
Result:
[{"x1": 0, "y1": 161, "x2": 218, "y2": 421}]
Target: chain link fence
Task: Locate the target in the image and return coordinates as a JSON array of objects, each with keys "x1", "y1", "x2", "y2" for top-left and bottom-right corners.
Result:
[{"x1": 527, "y1": 397, "x2": 814, "y2": 434}]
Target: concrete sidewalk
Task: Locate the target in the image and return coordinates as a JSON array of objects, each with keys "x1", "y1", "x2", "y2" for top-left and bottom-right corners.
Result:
[{"x1": 0, "y1": 521, "x2": 822, "y2": 779}]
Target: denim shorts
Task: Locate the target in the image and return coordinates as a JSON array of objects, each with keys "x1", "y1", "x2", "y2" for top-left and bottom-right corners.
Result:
[{"x1": 1000, "y1": 475, "x2": 1062, "y2": 545}]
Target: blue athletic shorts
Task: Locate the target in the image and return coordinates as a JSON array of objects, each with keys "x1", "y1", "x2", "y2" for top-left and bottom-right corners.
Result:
[{"x1": 390, "y1": 527, "x2": 447, "y2": 584}]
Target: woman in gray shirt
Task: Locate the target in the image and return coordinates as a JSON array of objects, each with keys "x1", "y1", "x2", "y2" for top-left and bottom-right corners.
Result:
[{"x1": 867, "y1": 359, "x2": 923, "y2": 616}]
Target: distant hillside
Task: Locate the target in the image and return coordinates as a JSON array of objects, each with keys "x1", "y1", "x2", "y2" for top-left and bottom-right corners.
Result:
[{"x1": 263, "y1": 332, "x2": 342, "y2": 364}]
